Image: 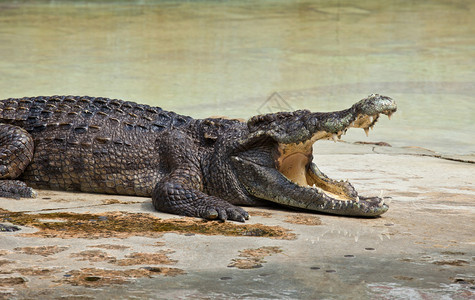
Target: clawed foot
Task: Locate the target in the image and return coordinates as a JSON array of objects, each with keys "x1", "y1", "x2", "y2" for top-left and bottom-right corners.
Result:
[
  {"x1": 202, "y1": 205, "x2": 250, "y2": 222},
  {"x1": 0, "y1": 223, "x2": 21, "y2": 232},
  {"x1": 0, "y1": 180, "x2": 37, "y2": 199},
  {"x1": 153, "y1": 181, "x2": 251, "y2": 223}
]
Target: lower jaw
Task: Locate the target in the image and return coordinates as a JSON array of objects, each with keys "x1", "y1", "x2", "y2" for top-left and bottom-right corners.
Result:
[{"x1": 275, "y1": 180, "x2": 388, "y2": 217}]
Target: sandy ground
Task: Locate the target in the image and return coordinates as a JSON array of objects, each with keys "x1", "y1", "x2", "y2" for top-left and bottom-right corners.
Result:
[{"x1": 0, "y1": 142, "x2": 474, "y2": 299}]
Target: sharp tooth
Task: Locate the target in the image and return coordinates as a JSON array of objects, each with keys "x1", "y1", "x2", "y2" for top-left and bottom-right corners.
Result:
[
  {"x1": 370, "y1": 125, "x2": 374, "y2": 131},
  {"x1": 364, "y1": 128, "x2": 369, "y2": 137},
  {"x1": 388, "y1": 112, "x2": 392, "y2": 120},
  {"x1": 369, "y1": 116, "x2": 373, "y2": 123},
  {"x1": 355, "y1": 196, "x2": 359, "y2": 203},
  {"x1": 332, "y1": 134, "x2": 338, "y2": 142},
  {"x1": 313, "y1": 185, "x2": 323, "y2": 193}
]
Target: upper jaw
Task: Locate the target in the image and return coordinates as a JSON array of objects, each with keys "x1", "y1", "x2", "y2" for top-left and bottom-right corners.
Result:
[{"x1": 246, "y1": 94, "x2": 397, "y2": 145}]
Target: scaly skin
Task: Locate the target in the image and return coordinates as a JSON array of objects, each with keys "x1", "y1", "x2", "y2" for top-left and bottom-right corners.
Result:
[{"x1": 0, "y1": 94, "x2": 396, "y2": 226}]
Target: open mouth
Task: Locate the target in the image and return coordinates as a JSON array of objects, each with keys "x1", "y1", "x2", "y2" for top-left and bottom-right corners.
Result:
[
  {"x1": 277, "y1": 138, "x2": 357, "y2": 202},
  {"x1": 233, "y1": 96, "x2": 396, "y2": 217},
  {"x1": 274, "y1": 112, "x2": 393, "y2": 215}
]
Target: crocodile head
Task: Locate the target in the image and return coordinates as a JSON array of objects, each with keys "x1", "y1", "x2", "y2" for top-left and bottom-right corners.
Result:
[{"x1": 231, "y1": 94, "x2": 397, "y2": 217}]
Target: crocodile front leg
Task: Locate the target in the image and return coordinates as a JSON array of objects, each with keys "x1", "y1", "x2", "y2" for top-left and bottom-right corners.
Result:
[
  {"x1": 152, "y1": 131, "x2": 249, "y2": 222},
  {"x1": 0, "y1": 124, "x2": 37, "y2": 199}
]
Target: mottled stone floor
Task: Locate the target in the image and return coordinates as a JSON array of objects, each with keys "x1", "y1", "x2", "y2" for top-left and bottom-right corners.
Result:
[{"x1": 1, "y1": 143, "x2": 473, "y2": 299}]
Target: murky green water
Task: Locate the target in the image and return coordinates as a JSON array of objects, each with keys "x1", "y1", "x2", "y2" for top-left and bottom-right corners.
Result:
[{"x1": 0, "y1": 0, "x2": 473, "y2": 155}]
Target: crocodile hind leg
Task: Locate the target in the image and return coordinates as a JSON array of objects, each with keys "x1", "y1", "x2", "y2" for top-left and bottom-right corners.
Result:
[
  {"x1": 0, "y1": 124, "x2": 36, "y2": 232},
  {"x1": 152, "y1": 131, "x2": 249, "y2": 222},
  {"x1": 0, "y1": 124, "x2": 36, "y2": 199}
]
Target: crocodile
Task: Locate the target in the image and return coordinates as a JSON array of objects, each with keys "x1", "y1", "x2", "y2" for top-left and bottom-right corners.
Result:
[{"x1": 0, "y1": 94, "x2": 396, "y2": 230}]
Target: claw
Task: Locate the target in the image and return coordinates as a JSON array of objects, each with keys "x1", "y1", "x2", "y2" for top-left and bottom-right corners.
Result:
[
  {"x1": 217, "y1": 210, "x2": 228, "y2": 222},
  {"x1": 226, "y1": 208, "x2": 247, "y2": 222}
]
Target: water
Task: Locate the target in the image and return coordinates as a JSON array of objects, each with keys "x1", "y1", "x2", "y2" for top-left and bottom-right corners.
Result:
[{"x1": 0, "y1": 0, "x2": 473, "y2": 155}]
